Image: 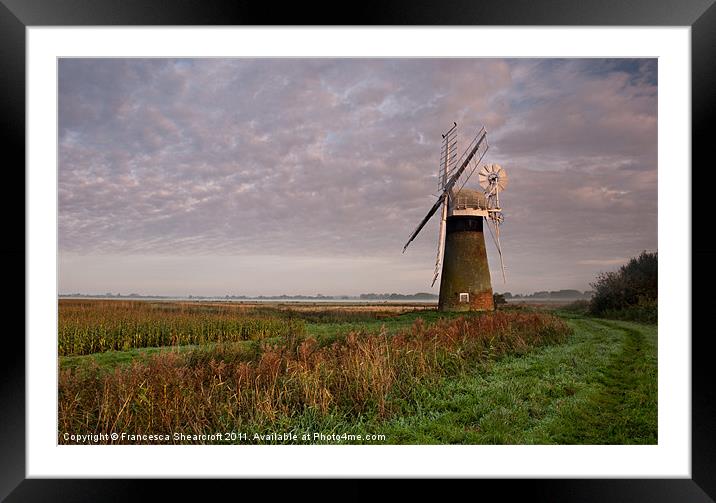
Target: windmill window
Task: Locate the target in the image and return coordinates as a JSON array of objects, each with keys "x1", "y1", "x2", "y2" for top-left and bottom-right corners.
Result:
[{"x1": 459, "y1": 293, "x2": 470, "y2": 303}]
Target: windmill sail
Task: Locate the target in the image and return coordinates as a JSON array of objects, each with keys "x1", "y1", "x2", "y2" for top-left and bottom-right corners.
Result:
[
  {"x1": 441, "y1": 127, "x2": 488, "y2": 196},
  {"x1": 402, "y1": 195, "x2": 447, "y2": 253},
  {"x1": 403, "y1": 126, "x2": 488, "y2": 253},
  {"x1": 431, "y1": 200, "x2": 448, "y2": 286},
  {"x1": 438, "y1": 122, "x2": 458, "y2": 191},
  {"x1": 431, "y1": 123, "x2": 457, "y2": 286}
]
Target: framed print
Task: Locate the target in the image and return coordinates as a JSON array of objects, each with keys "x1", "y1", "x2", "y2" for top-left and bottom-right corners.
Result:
[{"x1": 4, "y1": 0, "x2": 714, "y2": 499}]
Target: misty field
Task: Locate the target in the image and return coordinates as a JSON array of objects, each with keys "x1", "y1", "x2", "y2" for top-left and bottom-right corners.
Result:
[{"x1": 57, "y1": 300, "x2": 657, "y2": 445}]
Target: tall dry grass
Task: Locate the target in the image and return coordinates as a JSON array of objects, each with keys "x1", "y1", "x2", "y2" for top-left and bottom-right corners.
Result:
[
  {"x1": 58, "y1": 311, "x2": 571, "y2": 443},
  {"x1": 59, "y1": 300, "x2": 305, "y2": 356}
]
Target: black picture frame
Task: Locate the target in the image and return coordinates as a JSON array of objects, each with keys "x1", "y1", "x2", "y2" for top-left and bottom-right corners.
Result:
[{"x1": 3, "y1": 0, "x2": 713, "y2": 499}]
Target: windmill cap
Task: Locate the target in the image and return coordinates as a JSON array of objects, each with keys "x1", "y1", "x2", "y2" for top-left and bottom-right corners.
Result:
[{"x1": 450, "y1": 188, "x2": 487, "y2": 208}]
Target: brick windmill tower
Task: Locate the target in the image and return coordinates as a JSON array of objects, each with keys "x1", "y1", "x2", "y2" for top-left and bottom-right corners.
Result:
[{"x1": 402, "y1": 123, "x2": 508, "y2": 312}]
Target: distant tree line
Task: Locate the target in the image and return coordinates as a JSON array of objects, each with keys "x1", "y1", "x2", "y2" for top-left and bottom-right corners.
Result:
[
  {"x1": 358, "y1": 292, "x2": 438, "y2": 300},
  {"x1": 60, "y1": 292, "x2": 440, "y2": 301},
  {"x1": 498, "y1": 290, "x2": 593, "y2": 300}
]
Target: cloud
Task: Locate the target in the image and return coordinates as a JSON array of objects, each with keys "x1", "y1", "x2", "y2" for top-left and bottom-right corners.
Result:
[{"x1": 58, "y1": 58, "x2": 657, "y2": 295}]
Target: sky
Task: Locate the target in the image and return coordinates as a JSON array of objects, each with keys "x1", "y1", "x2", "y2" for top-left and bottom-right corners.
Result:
[{"x1": 58, "y1": 58, "x2": 657, "y2": 296}]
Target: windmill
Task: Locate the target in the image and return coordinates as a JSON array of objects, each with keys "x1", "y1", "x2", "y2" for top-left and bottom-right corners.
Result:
[{"x1": 402, "y1": 123, "x2": 508, "y2": 311}]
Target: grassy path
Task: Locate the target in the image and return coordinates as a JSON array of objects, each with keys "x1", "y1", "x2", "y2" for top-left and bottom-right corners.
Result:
[
  {"x1": 545, "y1": 318, "x2": 658, "y2": 444},
  {"x1": 296, "y1": 315, "x2": 657, "y2": 444}
]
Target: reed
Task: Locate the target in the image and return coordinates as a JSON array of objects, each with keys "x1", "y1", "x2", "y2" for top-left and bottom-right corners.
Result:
[
  {"x1": 58, "y1": 311, "x2": 572, "y2": 443},
  {"x1": 58, "y1": 300, "x2": 306, "y2": 356}
]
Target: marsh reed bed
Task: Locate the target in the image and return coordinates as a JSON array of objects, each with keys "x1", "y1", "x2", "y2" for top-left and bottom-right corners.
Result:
[
  {"x1": 58, "y1": 300, "x2": 306, "y2": 356},
  {"x1": 58, "y1": 307, "x2": 571, "y2": 443}
]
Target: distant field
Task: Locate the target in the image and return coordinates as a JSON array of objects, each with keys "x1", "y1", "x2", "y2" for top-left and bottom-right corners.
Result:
[{"x1": 57, "y1": 299, "x2": 656, "y2": 445}]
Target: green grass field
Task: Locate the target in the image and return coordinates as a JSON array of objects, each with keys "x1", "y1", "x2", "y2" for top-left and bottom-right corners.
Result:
[{"x1": 58, "y1": 302, "x2": 657, "y2": 445}]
